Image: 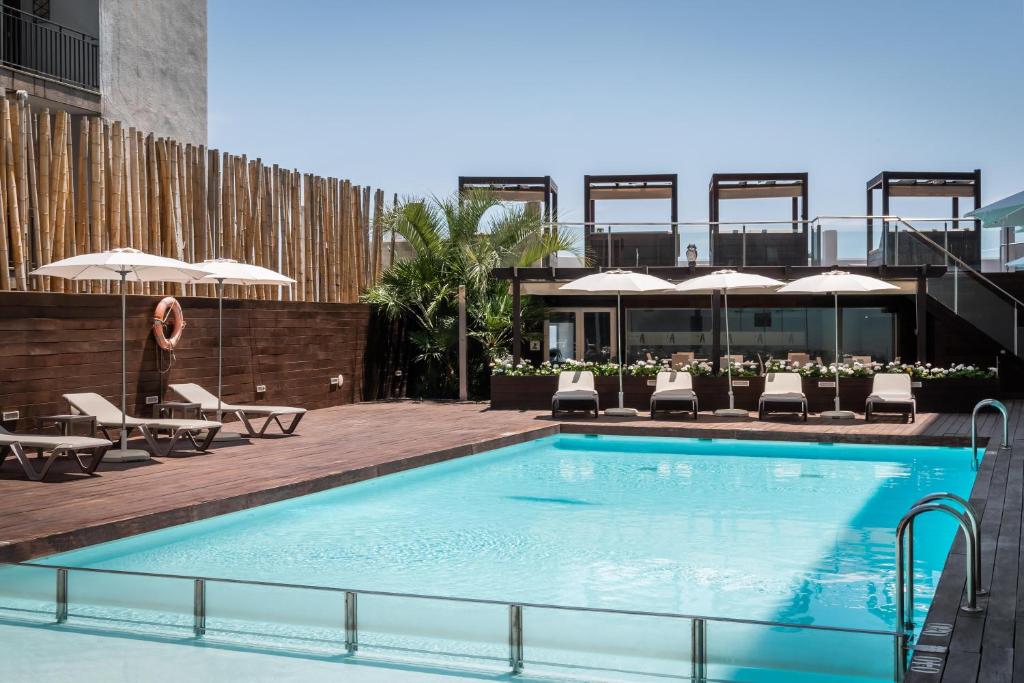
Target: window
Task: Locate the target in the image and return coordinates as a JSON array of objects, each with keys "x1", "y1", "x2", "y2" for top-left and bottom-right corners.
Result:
[
  {"x1": 544, "y1": 309, "x2": 617, "y2": 363},
  {"x1": 625, "y1": 308, "x2": 711, "y2": 363}
]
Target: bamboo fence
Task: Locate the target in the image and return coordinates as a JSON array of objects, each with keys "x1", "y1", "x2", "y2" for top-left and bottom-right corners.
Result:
[{"x1": 0, "y1": 90, "x2": 387, "y2": 302}]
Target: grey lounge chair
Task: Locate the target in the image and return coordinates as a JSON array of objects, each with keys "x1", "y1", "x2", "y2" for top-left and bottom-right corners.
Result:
[
  {"x1": 758, "y1": 372, "x2": 808, "y2": 421},
  {"x1": 865, "y1": 373, "x2": 916, "y2": 423},
  {"x1": 169, "y1": 383, "x2": 306, "y2": 436},
  {"x1": 650, "y1": 370, "x2": 698, "y2": 419},
  {"x1": 552, "y1": 370, "x2": 599, "y2": 417},
  {"x1": 64, "y1": 393, "x2": 222, "y2": 456},
  {"x1": 0, "y1": 426, "x2": 111, "y2": 481}
]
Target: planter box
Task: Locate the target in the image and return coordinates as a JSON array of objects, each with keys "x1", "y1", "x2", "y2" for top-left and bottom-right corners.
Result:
[{"x1": 491, "y1": 375, "x2": 1000, "y2": 414}]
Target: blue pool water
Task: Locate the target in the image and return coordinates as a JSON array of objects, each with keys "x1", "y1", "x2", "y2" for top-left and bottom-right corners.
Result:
[{"x1": 0, "y1": 435, "x2": 977, "y2": 682}]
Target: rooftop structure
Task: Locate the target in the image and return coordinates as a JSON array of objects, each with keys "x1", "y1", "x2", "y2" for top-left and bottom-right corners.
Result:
[
  {"x1": 709, "y1": 172, "x2": 810, "y2": 266},
  {"x1": 584, "y1": 173, "x2": 679, "y2": 267}
]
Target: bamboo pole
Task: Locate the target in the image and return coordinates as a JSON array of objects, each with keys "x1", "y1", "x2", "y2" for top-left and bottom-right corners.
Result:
[
  {"x1": 37, "y1": 109, "x2": 51, "y2": 288},
  {"x1": 108, "y1": 120, "x2": 123, "y2": 248},
  {"x1": 3, "y1": 96, "x2": 23, "y2": 290},
  {"x1": 89, "y1": 118, "x2": 104, "y2": 291},
  {"x1": 26, "y1": 108, "x2": 41, "y2": 289}
]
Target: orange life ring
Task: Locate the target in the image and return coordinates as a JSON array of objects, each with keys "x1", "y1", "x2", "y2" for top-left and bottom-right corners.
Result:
[{"x1": 153, "y1": 297, "x2": 186, "y2": 351}]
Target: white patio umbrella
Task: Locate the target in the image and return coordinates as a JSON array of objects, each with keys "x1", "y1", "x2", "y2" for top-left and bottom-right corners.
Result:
[
  {"x1": 559, "y1": 269, "x2": 673, "y2": 416},
  {"x1": 778, "y1": 270, "x2": 897, "y2": 419},
  {"x1": 967, "y1": 189, "x2": 1024, "y2": 228},
  {"x1": 195, "y1": 259, "x2": 295, "y2": 440},
  {"x1": 31, "y1": 248, "x2": 208, "y2": 461},
  {"x1": 674, "y1": 270, "x2": 784, "y2": 416}
]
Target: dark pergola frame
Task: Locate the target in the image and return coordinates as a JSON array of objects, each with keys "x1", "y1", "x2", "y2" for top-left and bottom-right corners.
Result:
[
  {"x1": 866, "y1": 170, "x2": 982, "y2": 264},
  {"x1": 709, "y1": 172, "x2": 809, "y2": 266},
  {"x1": 583, "y1": 173, "x2": 678, "y2": 268},
  {"x1": 457, "y1": 176, "x2": 559, "y2": 223}
]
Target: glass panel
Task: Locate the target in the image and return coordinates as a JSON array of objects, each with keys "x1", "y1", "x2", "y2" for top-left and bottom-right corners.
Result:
[
  {"x1": 625, "y1": 308, "x2": 712, "y2": 363},
  {"x1": 582, "y1": 311, "x2": 612, "y2": 362},
  {"x1": 205, "y1": 582, "x2": 344, "y2": 652},
  {"x1": 358, "y1": 593, "x2": 507, "y2": 665},
  {"x1": 0, "y1": 563, "x2": 56, "y2": 623},
  {"x1": 725, "y1": 308, "x2": 836, "y2": 363},
  {"x1": 547, "y1": 312, "x2": 576, "y2": 363},
  {"x1": 522, "y1": 605, "x2": 691, "y2": 680},
  {"x1": 930, "y1": 268, "x2": 1019, "y2": 353},
  {"x1": 66, "y1": 570, "x2": 193, "y2": 634},
  {"x1": 842, "y1": 308, "x2": 896, "y2": 363},
  {"x1": 712, "y1": 224, "x2": 808, "y2": 267},
  {"x1": 705, "y1": 620, "x2": 894, "y2": 683}
]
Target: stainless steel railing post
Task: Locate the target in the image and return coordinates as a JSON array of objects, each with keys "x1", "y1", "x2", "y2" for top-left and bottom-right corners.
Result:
[
  {"x1": 894, "y1": 632, "x2": 908, "y2": 682},
  {"x1": 345, "y1": 591, "x2": 358, "y2": 654},
  {"x1": 193, "y1": 578, "x2": 206, "y2": 637},
  {"x1": 691, "y1": 617, "x2": 707, "y2": 683},
  {"x1": 508, "y1": 604, "x2": 524, "y2": 674},
  {"x1": 914, "y1": 492, "x2": 985, "y2": 596},
  {"x1": 55, "y1": 567, "x2": 67, "y2": 623}
]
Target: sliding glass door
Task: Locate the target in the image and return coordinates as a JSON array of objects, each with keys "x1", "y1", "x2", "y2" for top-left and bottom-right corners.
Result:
[{"x1": 544, "y1": 309, "x2": 617, "y2": 363}]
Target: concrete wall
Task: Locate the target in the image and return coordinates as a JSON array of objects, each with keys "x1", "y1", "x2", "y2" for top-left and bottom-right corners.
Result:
[{"x1": 99, "y1": 0, "x2": 207, "y2": 144}]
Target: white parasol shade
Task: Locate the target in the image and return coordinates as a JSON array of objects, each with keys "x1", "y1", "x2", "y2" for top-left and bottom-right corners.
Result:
[
  {"x1": 195, "y1": 258, "x2": 296, "y2": 286},
  {"x1": 777, "y1": 270, "x2": 899, "y2": 295},
  {"x1": 559, "y1": 269, "x2": 674, "y2": 294},
  {"x1": 32, "y1": 247, "x2": 209, "y2": 282},
  {"x1": 673, "y1": 269, "x2": 783, "y2": 293},
  {"x1": 778, "y1": 270, "x2": 897, "y2": 418},
  {"x1": 675, "y1": 270, "x2": 783, "y2": 415},
  {"x1": 560, "y1": 269, "x2": 673, "y2": 415},
  {"x1": 31, "y1": 249, "x2": 207, "y2": 461},
  {"x1": 194, "y1": 259, "x2": 295, "y2": 440},
  {"x1": 967, "y1": 189, "x2": 1024, "y2": 229}
]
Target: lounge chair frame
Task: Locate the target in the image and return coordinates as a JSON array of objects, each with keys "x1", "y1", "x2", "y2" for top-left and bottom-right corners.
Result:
[
  {"x1": 228, "y1": 409, "x2": 304, "y2": 437},
  {"x1": 650, "y1": 371, "x2": 699, "y2": 419},
  {"x1": 758, "y1": 373, "x2": 808, "y2": 421},
  {"x1": 551, "y1": 371, "x2": 600, "y2": 417},
  {"x1": 97, "y1": 423, "x2": 219, "y2": 456},
  {"x1": 551, "y1": 394, "x2": 599, "y2": 418},
  {"x1": 864, "y1": 374, "x2": 917, "y2": 423},
  {"x1": 0, "y1": 441, "x2": 109, "y2": 481}
]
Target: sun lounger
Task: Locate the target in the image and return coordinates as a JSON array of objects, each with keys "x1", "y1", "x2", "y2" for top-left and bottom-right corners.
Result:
[
  {"x1": 758, "y1": 372, "x2": 808, "y2": 421},
  {"x1": 865, "y1": 373, "x2": 916, "y2": 423},
  {"x1": 0, "y1": 426, "x2": 111, "y2": 481},
  {"x1": 169, "y1": 383, "x2": 306, "y2": 436},
  {"x1": 64, "y1": 393, "x2": 222, "y2": 456},
  {"x1": 552, "y1": 370, "x2": 599, "y2": 417},
  {"x1": 650, "y1": 370, "x2": 698, "y2": 419}
]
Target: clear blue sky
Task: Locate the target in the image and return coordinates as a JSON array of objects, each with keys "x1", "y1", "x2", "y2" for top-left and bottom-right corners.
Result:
[{"x1": 209, "y1": 0, "x2": 1023, "y2": 232}]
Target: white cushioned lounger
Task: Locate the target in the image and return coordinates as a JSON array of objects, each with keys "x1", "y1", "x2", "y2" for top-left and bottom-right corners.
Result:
[
  {"x1": 551, "y1": 370, "x2": 599, "y2": 417},
  {"x1": 0, "y1": 426, "x2": 111, "y2": 481},
  {"x1": 650, "y1": 370, "x2": 698, "y2": 419},
  {"x1": 170, "y1": 383, "x2": 306, "y2": 436},
  {"x1": 758, "y1": 372, "x2": 808, "y2": 421}
]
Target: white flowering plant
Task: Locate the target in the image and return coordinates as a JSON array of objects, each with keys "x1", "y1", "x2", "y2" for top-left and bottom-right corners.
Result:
[{"x1": 880, "y1": 361, "x2": 996, "y2": 380}]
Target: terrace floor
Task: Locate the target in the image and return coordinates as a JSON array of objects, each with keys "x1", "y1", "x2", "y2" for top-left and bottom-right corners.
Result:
[{"x1": 0, "y1": 399, "x2": 1018, "y2": 682}]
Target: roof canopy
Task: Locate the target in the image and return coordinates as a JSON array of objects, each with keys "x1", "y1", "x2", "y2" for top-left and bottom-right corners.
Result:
[
  {"x1": 458, "y1": 176, "x2": 558, "y2": 204},
  {"x1": 710, "y1": 172, "x2": 808, "y2": 200},
  {"x1": 866, "y1": 170, "x2": 981, "y2": 198}
]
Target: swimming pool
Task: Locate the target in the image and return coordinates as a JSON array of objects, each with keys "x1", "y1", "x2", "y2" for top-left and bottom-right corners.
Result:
[{"x1": 0, "y1": 434, "x2": 977, "y2": 682}]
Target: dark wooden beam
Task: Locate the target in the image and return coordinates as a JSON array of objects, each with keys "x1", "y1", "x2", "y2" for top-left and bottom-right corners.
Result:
[
  {"x1": 512, "y1": 271, "x2": 522, "y2": 364},
  {"x1": 916, "y1": 269, "x2": 928, "y2": 362}
]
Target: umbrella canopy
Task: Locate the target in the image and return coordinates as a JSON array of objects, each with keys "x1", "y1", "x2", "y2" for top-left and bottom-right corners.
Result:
[
  {"x1": 559, "y1": 269, "x2": 673, "y2": 414},
  {"x1": 776, "y1": 270, "x2": 898, "y2": 295},
  {"x1": 967, "y1": 189, "x2": 1024, "y2": 229},
  {"x1": 673, "y1": 269, "x2": 783, "y2": 293},
  {"x1": 558, "y1": 269, "x2": 673, "y2": 294},
  {"x1": 32, "y1": 247, "x2": 209, "y2": 282},
  {"x1": 195, "y1": 258, "x2": 296, "y2": 286},
  {"x1": 1006, "y1": 256, "x2": 1024, "y2": 270}
]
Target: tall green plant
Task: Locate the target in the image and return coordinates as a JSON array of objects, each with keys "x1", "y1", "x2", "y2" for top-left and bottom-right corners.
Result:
[{"x1": 363, "y1": 191, "x2": 577, "y2": 398}]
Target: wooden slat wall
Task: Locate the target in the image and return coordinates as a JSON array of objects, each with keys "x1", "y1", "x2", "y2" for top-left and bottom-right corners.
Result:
[
  {"x1": 0, "y1": 90, "x2": 386, "y2": 302},
  {"x1": 0, "y1": 291, "x2": 370, "y2": 428}
]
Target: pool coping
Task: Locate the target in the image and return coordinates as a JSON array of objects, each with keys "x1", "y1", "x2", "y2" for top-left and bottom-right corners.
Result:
[{"x1": 0, "y1": 423, "x2": 982, "y2": 565}]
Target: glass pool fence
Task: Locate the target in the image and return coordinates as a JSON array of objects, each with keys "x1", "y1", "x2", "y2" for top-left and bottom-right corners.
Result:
[{"x1": 0, "y1": 561, "x2": 909, "y2": 682}]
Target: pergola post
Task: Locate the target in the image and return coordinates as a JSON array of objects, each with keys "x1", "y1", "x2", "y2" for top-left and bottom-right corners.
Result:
[
  {"x1": 916, "y1": 269, "x2": 928, "y2": 363},
  {"x1": 512, "y1": 269, "x2": 522, "y2": 364}
]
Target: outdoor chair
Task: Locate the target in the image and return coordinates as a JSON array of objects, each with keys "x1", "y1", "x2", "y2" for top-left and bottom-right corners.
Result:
[
  {"x1": 865, "y1": 373, "x2": 916, "y2": 423},
  {"x1": 787, "y1": 352, "x2": 811, "y2": 365},
  {"x1": 758, "y1": 372, "x2": 808, "y2": 421},
  {"x1": 0, "y1": 426, "x2": 111, "y2": 481},
  {"x1": 650, "y1": 371, "x2": 698, "y2": 419},
  {"x1": 552, "y1": 370, "x2": 599, "y2": 417},
  {"x1": 671, "y1": 352, "x2": 695, "y2": 370},
  {"x1": 170, "y1": 383, "x2": 306, "y2": 437},
  {"x1": 719, "y1": 354, "x2": 744, "y2": 368},
  {"x1": 63, "y1": 393, "x2": 222, "y2": 456}
]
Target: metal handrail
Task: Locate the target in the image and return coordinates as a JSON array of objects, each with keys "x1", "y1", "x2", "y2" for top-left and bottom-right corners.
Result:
[
  {"x1": 4, "y1": 559, "x2": 905, "y2": 680},
  {"x1": 911, "y1": 493, "x2": 985, "y2": 597},
  {"x1": 894, "y1": 502, "x2": 982, "y2": 679},
  {"x1": 972, "y1": 399, "x2": 1010, "y2": 469}
]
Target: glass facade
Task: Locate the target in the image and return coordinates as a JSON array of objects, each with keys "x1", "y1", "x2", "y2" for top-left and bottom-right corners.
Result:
[
  {"x1": 625, "y1": 307, "x2": 897, "y2": 364},
  {"x1": 546, "y1": 310, "x2": 614, "y2": 363}
]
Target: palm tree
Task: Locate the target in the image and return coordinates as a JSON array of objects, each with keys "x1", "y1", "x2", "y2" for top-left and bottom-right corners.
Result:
[{"x1": 364, "y1": 190, "x2": 577, "y2": 397}]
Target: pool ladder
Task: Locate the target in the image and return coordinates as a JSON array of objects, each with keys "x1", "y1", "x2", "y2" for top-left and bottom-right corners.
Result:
[
  {"x1": 971, "y1": 398, "x2": 1010, "y2": 470},
  {"x1": 895, "y1": 492, "x2": 984, "y2": 679}
]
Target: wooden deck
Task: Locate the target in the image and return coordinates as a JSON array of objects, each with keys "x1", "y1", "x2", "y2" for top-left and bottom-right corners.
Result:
[{"x1": 0, "y1": 400, "x2": 1017, "y2": 681}]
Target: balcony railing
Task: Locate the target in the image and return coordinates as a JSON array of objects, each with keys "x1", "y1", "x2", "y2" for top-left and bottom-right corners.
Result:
[{"x1": 0, "y1": 6, "x2": 98, "y2": 91}]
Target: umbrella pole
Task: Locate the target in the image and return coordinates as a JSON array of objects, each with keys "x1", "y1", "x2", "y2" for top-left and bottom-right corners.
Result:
[
  {"x1": 724, "y1": 288, "x2": 734, "y2": 409},
  {"x1": 834, "y1": 292, "x2": 841, "y2": 411},
  {"x1": 217, "y1": 279, "x2": 224, "y2": 420},
  {"x1": 617, "y1": 290, "x2": 624, "y2": 409},
  {"x1": 120, "y1": 271, "x2": 127, "y2": 452}
]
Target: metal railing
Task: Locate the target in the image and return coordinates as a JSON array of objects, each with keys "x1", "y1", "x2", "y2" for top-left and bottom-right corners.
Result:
[
  {"x1": 894, "y1": 494, "x2": 984, "y2": 680},
  {"x1": 0, "y1": 560, "x2": 905, "y2": 681},
  {"x1": 0, "y1": 6, "x2": 99, "y2": 90},
  {"x1": 971, "y1": 398, "x2": 1011, "y2": 469}
]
